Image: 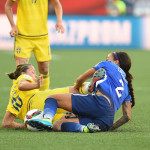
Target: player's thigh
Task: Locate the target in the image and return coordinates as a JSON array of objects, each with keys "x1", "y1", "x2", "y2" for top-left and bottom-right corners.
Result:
[
  {"x1": 33, "y1": 36, "x2": 51, "y2": 62},
  {"x1": 49, "y1": 93, "x2": 72, "y2": 112},
  {"x1": 15, "y1": 56, "x2": 29, "y2": 66},
  {"x1": 14, "y1": 36, "x2": 32, "y2": 59}
]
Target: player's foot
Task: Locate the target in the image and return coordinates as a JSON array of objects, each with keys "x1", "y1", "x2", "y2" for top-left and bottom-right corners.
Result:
[
  {"x1": 88, "y1": 68, "x2": 106, "y2": 92},
  {"x1": 87, "y1": 123, "x2": 101, "y2": 133},
  {"x1": 28, "y1": 118, "x2": 53, "y2": 131}
]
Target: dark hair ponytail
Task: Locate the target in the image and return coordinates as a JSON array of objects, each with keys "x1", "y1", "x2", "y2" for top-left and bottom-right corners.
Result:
[
  {"x1": 113, "y1": 52, "x2": 135, "y2": 107},
  {"x1": 126, "y1": 72, "x2": 135, "y2": 107},
  {"x1": 7, "y1": 64, "x2": 31, "y2": 80},
  {"x1": 7, "y1": 72, "x2": 16, "y2": 80}
]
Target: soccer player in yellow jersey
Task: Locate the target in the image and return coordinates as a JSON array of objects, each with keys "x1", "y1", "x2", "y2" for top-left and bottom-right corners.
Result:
[
  {"x1": 2, "y1": 64, "x2": 78, "y2": 129},
  {"x1": 5, "y1": 0, "x2": 65, "y2": 90}
]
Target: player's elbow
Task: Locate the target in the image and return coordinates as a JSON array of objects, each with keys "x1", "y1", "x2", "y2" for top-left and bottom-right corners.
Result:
[
  {"x1": 123, "y1": 115, "x2": 131, "y2": 122},
  {"x1": 18, "y1": 85, "x2": 24, "y2": 91},
  {"x1": 18, "y1": 84, "x2": 26, "y2": 91}
]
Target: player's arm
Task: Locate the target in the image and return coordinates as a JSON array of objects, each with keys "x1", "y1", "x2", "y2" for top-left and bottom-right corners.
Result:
[
  {"x1": 51, "y1": 0, "x2": 64, "y2": 33},
  {"x1": 5, "y1": 0, "x2": 18, "y2": 37},
  {"x1": 109, "y1": 101, "x2": 131, "y2": 131},
  {"x1": 2, "y1": 111, "x2": 25, "y2": 129},
  {"x1": 74, "y1": 68, "x2": 96, "y2": 90},
  {"x1": 18, "y1": 75, "x2": 43, "y2": 91}
]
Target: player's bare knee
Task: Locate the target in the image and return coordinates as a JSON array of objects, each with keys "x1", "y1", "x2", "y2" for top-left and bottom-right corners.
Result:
[{"x1": 38, "y1": 61, "x2": 50, "y2": 75}]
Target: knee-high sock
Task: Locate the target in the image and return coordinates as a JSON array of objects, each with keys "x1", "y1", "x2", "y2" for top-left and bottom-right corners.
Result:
[
  {"x1": 61, "y1": 122, "x2": 85, "y2": 132},
  {"x1": 39, "y1": 73, "x2": 50, "y2": 90},
  {"x1": 43, "y1": 98, "x2": 58, "y2": 122}
]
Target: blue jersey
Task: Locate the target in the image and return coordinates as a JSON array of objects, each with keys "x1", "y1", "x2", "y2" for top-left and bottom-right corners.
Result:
[{"x1": 94, "y1": 61, "x2": 131, "y2": 112}]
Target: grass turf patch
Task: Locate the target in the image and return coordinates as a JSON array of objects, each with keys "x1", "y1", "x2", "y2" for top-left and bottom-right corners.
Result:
[{"x1": 0, "y1": 50, "x2": 150, "y2": 150}]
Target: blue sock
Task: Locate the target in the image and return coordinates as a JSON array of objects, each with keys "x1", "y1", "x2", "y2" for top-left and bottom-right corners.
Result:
[
  {"x1": 44, "y1": 98, "x2": 58, "y2": 121},
  {"x1": 61, "y1": 122, "x2": 85, "y2": 132}
]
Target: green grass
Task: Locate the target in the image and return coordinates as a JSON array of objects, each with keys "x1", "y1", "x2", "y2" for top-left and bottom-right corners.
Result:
[{"x1": 0, "y1": 50, "x2": 150, "y2": 150}]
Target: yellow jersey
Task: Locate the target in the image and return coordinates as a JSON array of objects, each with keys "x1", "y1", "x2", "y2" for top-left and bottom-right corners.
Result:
[
  {"x1": 13, "y1": 0, "x2": 48, "y2": 37},
  {"x1": 6, "y1": 74, "x2": 69, "y2": 123}
]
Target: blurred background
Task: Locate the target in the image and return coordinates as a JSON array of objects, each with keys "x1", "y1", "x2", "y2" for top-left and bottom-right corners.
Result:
[{"x1": 0, "y1": 0, "x2": 150, "y2": 50}]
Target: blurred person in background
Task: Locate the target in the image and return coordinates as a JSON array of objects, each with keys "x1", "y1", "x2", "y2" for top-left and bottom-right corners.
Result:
[
  {"x1": 107, "y1": 0, "x2": 127, "y2": 16},
  {"x1": 133, "y1": 0, "x2": 150, "y2": 16},
  {"x1": 5, "y1": 0, "x2": 65, "y2": 90}
]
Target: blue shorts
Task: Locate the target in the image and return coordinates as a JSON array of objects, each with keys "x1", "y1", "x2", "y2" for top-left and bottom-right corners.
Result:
[{"x1": 71, "y1": 94, "x2": 115, "y2": 131}]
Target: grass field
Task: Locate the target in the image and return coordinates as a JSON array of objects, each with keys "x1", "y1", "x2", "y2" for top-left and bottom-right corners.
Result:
[{"x1": 0, "y1": 50, "x2": 150, "y2": 150}]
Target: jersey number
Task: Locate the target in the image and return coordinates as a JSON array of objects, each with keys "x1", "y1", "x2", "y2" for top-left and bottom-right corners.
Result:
[
  {"x1": 12, "y1": 92, "x2": 23, "y2": 112},
  {"x1": 115, "y1": 79, "x2": 124, "y2": 98}
]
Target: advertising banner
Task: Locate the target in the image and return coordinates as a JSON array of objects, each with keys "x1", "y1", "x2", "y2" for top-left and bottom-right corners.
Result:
[
  {"x1": 0, "y1": 15, "x2": 150, "y2": 50},
  {"x1": 48, "y1": 16, "x2": 143, "y2": 49}
]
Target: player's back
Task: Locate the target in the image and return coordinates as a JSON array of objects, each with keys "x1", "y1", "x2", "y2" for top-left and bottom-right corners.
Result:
[{"x1": 95, "y1": 61, "x2": 131, "y2": 112}]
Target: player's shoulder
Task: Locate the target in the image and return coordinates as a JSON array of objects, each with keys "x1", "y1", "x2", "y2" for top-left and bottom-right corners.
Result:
[
  {"x1": 17, "y1": 74, "x2": 33, "y2": 82},
  {"x1": 100, "y1": 61, "x2": 114, "y2": 65},
  {"x1": 101, "y1": 61, "x2": 117, "y2": 68}
]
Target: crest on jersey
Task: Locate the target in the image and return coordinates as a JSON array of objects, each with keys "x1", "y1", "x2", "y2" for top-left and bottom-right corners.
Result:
[
  {"x1": 31, "y1": 0, "x2": 37, "y2": 3},
  {"x1": 16, "y1": 46, "x2": 21, "y2": 54}
]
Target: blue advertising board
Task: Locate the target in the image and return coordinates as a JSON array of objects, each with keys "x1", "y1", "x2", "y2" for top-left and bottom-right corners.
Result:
[
  {"x1": 1, "y1": 15, "x2": 150, "y2": 50},
  {"x1": 48, "y1": 16, "x2": 143, "y2": 49}
]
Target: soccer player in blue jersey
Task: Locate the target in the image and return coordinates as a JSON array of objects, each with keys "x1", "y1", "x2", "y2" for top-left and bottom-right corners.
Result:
[{"x1": 28, "y1": 51, "x2": 135, "y2": 132}]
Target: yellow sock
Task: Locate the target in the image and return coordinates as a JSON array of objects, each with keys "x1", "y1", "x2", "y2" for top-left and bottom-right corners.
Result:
[{"x1": 39, "y1": 74, "x2": 50, "y2": 90}]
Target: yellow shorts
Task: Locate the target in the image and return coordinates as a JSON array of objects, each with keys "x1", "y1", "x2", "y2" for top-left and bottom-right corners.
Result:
[
  {"x1": 14, "y1": 35, "x2": 51, "y2": 62},
  {"x1": 28, "y1": 87, "x2": 70, "y2": 123}
]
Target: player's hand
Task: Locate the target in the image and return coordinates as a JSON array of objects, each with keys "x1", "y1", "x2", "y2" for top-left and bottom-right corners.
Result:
[
  {"x1": 37, "y1": 75, "x2": 43, "y2": 88},
  {"x1": 10, "y1": 26, "x2": 18, "y2": 37},
  {"x1": 55, "y1": 22, "x2": 65, "y2": 34}
]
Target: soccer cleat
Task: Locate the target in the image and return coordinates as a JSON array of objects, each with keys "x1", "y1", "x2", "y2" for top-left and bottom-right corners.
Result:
[
  {"x1": 88, "y1": 68, "x2": 106, "y2": 93},
  {"x1": 87, "y1": 123, "x2": 101, "y2": 133},
  {"x1": 27, "y1": 118, "x2": 53, "y2": 131}
]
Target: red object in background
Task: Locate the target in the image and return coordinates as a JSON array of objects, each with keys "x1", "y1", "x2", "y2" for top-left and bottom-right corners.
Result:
[
  {"x1": 0, "y1": 1, "x2": 17, "y2": 14},
  {"x1": 60, "y1": 0, "x2": 107, "y2": 15},
  {"x1": 0, "y1": 0, "x2": 107, "y2": 15}
]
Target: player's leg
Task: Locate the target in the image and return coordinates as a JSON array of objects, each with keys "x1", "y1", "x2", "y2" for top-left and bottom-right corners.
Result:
[
  {"x1": 27, "y1": 93, "x2": 72, "y2": 131},
  {"x1": 53, "y1": 115, "x2": 80, "y2": 131},
  {"x1": 43, "y1": 93, "x2": 73, "y2": 121},
  {"x1": 15, "y1": 56, "x2": 29, "y2": 66},
  {"x1": 53, "y1": 115, "x2": 100, "y2": 133},
  {"x1": 37, "y1": 61, "x2": 50, "y2": 90},
  {"x1": 53, "y1": 114, "x2": 89, "y2": 133},
  {"x1": 27, "y1": 93, "x2": 101, "y2": 132},
  {"x1": 14, "y1": 36, "x2": 32, "y2": 66},
  {"x1": 33, "y1": 36, "x2": 51, "y2": 90}
]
